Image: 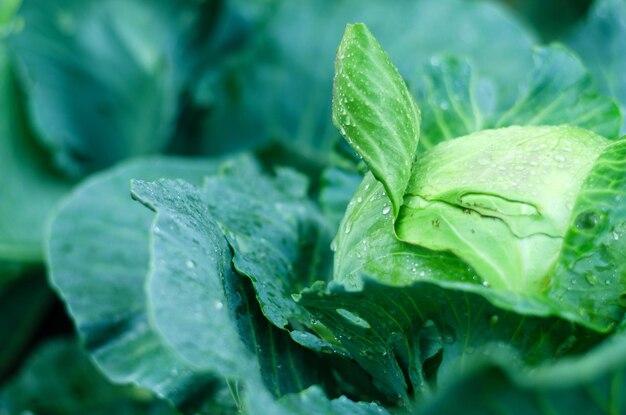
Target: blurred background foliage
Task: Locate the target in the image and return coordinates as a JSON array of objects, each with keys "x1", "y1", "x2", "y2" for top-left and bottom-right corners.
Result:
[
  {"x1": 1, "y1": 0, "x2": 625, "y2": 413},
  {"x1": 499, "y1": 0, "x2": 592, "y2": 39}
]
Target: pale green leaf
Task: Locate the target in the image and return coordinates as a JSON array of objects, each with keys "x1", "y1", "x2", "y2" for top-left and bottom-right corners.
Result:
[
  {"x1": 398, "y1": 125, "x2": 607, "y2": 293},
  {"x1": 333, "y1": 173, "x2": 476, "y2": 290},
  {"x1": 332, "y1": 23, "x2": 420, "y2": 218}
]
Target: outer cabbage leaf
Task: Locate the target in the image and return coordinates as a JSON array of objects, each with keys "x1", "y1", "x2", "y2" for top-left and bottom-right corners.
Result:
[
  {"x1": 301, "y1": 278, "x2": 600, "y2": 409},
  {"x1": 0, "y1": 45, "x2": 71, "y2": 266},
  {"x1": 195, "y1": 159, "x2": 333, "y2": 330},
  {"x1": 49, "y1": 154, "x2": 382, "y2": 411},
  {"x1": 419, "y1": 331, "x2": 626, "y2": 415},
  {"x1": 129, "y1": 164, "x2": 408, "y2": 413},
  {"x1": 47, "y1": 157, "x2": 222, "y2": 408},
  {"x1": 131, "y1": 179, "x2": 252, "y2": 378},
  {"x1": 244, "y1": 382, "x2": 390, "y2": 415},
  {"x1": 416, "y1": 56, "x2": 487, "y2": 152},
  {"x1": 6, "y1": 0, "x2": 223, "y2": 176},
  {"x1": 130, "y1": 164, "x2": 342, "y2": 400},
  {"x1": 495, "y1": 0, "x2": 589, "y2": 41},
  {"x1": 0, "y1": 338, "x2": 178, "y2": 415}
]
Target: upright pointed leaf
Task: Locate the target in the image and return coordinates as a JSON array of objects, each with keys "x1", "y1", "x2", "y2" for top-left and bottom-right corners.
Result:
[{"x1": 332, "y1": 23, "x2": 420, "y2": 218}]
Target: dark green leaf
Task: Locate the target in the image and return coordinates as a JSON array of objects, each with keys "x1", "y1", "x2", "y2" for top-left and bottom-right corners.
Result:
[
  {"x1": 198, "y1": 159, "x2": 333, "y2": 329},
  {"x1": 301, "y1": 279, "x2": 600, "y2": 409},
  {"x1": 497, "y1": 45, "x2": 622, "y2": 138},
  {"x1": 131, "y1": 172, "x2": 341, "y2": 400},
  {"x1": 48, "y1": 157, "x2": 221, "y2": 407},
  {"x1": 549, "y1": 138, "x2": 626, "y2": 331},
  {"x1": 0, "y1": 338, "x2": 177, "y2": 415},
  {"x1": 496, "y1": 0, "x2": 591, "y2": 41},
  {"x1": 7, "y1": 0, "x2": 219, "y2": 176},
  {"x1": 232, "y1": 276, "x2": 335, "y2": 399},
  {"x1": 415, "y1": 45, "x2": 621, "y2": 149},
  {"x1": 0, "y1": 45, "x2": 71, "y2": 265},
  {"x1": 419, "y1": 332, "x2": 626, "y2": 415},
  {"x1": 244, "y1": 383, "x2": 390, "y2": 415},
  {"x1": 131, "y1": 179, "x2": 252, "y2": 378},
  {"x1": 0, "y1": 274, "x2": 52, "y2": 379}
]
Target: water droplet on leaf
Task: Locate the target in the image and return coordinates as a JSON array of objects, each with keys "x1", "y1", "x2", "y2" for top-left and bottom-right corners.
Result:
[
  {"x1": 575, "y1": 210, "x2": 601, "y2": 230},
  {"x1": 336, "y1": 308, "x2": 371, "y2": 329}
]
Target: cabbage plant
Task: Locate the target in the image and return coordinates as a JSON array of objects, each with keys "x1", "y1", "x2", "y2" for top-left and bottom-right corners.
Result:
[
  {"x1": 331, "y1": 23, "x2": 626, "y2": 332},
  {"x1": 42, "y1": 18, "x2": 626, "y2": 415}
]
